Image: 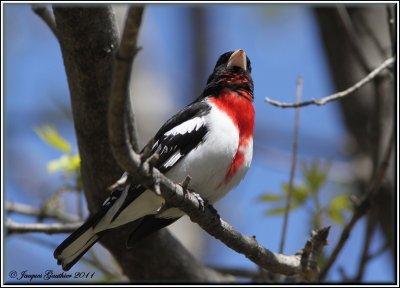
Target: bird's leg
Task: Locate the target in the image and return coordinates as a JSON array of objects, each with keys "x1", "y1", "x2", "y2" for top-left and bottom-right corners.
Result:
[
  {"x1": 140, "y1": 139, "x2": 155, "y2": 163},
  {"x1": 107, "y1": 172, "x2": 129, "y2": 191},
  {"x1": 179, "y1": 175, "x2": 205, "y2": 212},
  {"x1": 146, "y1": 153, "x2": 159, "y2": 169},
  {"x1": 140, "y1": 139, "x2": 160, "y2": 172},
  {"x1": 190, "y1": 191, "x2": 206, "y2": 213},
  {"x1": 180, "y1": 175, "x2": 192, "y2": 191},
  {"x1": 156, "y1": 202, "x2": 171, "y2": 215}
]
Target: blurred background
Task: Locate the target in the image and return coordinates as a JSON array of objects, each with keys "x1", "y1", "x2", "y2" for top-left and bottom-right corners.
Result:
[{"x1": 4, "y1": 3, "x2": 395, "y2": 283}]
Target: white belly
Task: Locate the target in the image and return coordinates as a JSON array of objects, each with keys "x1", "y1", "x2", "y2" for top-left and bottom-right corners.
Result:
[{"x1": 159, "y1": 103, "x2": 253, "y2": 218}]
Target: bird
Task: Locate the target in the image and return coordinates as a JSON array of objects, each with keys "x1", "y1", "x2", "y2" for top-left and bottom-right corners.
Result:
[{"x1": 54, "y1": 49, "x2": 255, "y2": 271}]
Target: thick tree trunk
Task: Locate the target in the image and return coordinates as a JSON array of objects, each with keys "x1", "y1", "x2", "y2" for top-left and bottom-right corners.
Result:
[
  {"x1": 314, "y1": 6, "x2": 394, "y2": 256},
  {"x1": 53, "y1": 6, "x2": 226, "y2": 281}
]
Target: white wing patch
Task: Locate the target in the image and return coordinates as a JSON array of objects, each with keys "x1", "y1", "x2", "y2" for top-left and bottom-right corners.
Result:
[
  {"x1": 163, "y1": 152, "x2": 182, "y2": 168},
  {"x1": 164, "y1": 117, "x2": 205, "y2": 136}
]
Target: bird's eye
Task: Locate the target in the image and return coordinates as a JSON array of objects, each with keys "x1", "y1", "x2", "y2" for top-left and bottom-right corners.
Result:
[
  {"x1": 215, "y1": 51, "x2": 234, "y2": 69},
  {"x1": 247, "y1": 58, "x2": 252, "y2": 73}
]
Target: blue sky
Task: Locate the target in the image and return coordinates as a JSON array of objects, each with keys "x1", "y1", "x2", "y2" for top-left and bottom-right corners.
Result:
[{"x1": 3, "y1": 4, "x2": 394, "y2": 283}]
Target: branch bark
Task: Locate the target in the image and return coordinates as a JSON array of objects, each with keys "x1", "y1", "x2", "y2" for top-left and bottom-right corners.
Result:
[
  {"x1": 6, "y1": 201, "x2": 80, "y2": 223},
  {"x1": 32, "y1": 5, "x2": 58, "y2": 39},
  {"x1": 6, "y1": 220, "x2": 82, "y2": 235}
]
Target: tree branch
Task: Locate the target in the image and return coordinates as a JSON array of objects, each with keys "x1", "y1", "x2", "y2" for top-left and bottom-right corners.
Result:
[
  {"x1": 265, "y1": 56, "x2": 394, "y2": 108},
  {"x1": 6, "y1": 219, "x2": 82, "y2": 235},
  {"x1": 354, "y1": 216, "x2": 377, "y2": 281},
  {"x1": 319, "y1": 127, "x2": 394, "y2": 280},
  {"x1": 6, "y1": 201, "x2": 80, "y2": 223},
  {"x1": 32, "y1": 5, "x2": 58, "y2": 39},
  {"x1": 109, "y1": 7, "x2": 143, "y2": 158}
]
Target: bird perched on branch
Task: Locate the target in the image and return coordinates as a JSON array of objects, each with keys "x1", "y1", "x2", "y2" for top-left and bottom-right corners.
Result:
[{"x1": 54, "y1": 49, "x2": 255, "y2": 271}]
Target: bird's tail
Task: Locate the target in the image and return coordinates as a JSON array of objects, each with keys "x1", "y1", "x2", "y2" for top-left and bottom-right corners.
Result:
[
  {"x1": 53, "y1": 209, "x2": 108, "y2": 271},
  {"x1": 53, "y1": 187, "x2": 128, "y2": 271}
]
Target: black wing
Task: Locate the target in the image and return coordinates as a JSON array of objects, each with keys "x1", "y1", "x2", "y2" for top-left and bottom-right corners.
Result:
[
  {"x1": 147, "y1": 100, "x2": 211, "y2": 173},
  {"x1": 111, "y1": 101, "x2": 211, "y2": 244}
]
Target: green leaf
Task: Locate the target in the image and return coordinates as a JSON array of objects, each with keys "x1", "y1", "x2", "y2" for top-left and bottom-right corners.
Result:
[
  {"x1": 327, "y1": 194, "x2": 351, "y2": 225},
  {"x1": 330, "y1": 194, "x2": 351, "y2": 211},
  {"x1": 259, "y1": 193, "x2": 283, "y2": 202},
  {"x1": 282, "y1": 183, "x2": 309, "y2": 205},
  {"x1": 47, "y1": 154, "x2": 80, "y2": 174},
  {"x1": 264, "y1": 203, "x2": 299, "y2": 216},
  {"x1": 35, "y1": 125, "x2": 71, "y2": 153},
  {"x1": 327, "y1": 207, "x2": 344, "y2": 224},
  {"x1": 301, "y1": 160, "x2": 331, "y2": 196},
  {"x1": 265, "y1": 206, "x2": 287, "y2": 215}
]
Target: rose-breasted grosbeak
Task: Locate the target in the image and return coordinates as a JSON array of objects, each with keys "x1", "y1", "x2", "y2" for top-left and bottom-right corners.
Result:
[{"x1": 54, "y1": 49, "x2": 254, "y2": 271}]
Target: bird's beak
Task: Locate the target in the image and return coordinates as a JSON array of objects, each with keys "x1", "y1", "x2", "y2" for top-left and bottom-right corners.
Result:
[{"x1": 227, "y1": 49, "x2": 247, "y2": 71}]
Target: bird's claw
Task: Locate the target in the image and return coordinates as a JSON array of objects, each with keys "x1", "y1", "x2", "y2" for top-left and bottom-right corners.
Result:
[{"x1": 190, "y1": 192, "x2": 206, "y2": 213}]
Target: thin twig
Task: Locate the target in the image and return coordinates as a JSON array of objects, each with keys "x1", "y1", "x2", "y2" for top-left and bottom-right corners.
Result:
[
  {"x1": 6, "y1": 201, "x2": 80, "y2": 223},
  {"x1": 32, "y1": 5, "x2": 58, "y2": 39},
  {"x1": 366, "y1": 242, "x2": 390, "y2": 261},
  {"x1": 354, "y1": 217, "x2": 377, "y2": 281},
  {"x1": 6, "y1": 219, "x2": 82, "y2": 235},
  {"x1": 265, "y1": 57, "x2": 394, "y2": 108},
  {"x1": 319, "y1": 128, "x2": 394, "y2": 280},
  {"x1": 279, "y1": 77, "x2": 302, "y2": 254}
]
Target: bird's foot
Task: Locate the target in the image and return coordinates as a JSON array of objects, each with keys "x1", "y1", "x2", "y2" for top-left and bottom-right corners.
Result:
[{"x1": 190, "y1": 192, "x2": 206, "y2": 213}]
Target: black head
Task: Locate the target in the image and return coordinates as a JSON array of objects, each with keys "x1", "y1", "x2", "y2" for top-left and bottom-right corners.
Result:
[
  {"x1": 201, "y1": 49, "x2": 254, "y2": 101},
  {"x1": 206, "y1": 50, "x2": 252, "y2": 84}
]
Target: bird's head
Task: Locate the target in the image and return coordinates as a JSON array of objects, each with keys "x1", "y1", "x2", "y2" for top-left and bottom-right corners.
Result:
[{"x1": 202, "y1": 49, "x2": 254, "y2": 102}]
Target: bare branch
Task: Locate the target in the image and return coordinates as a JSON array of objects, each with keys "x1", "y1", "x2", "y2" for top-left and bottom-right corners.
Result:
[
  {"x1": 6, "y1": 201, "x2": 80, "y2": 223},
  {"x1": 354, "y1": 217, "x2": 377, "y2": 281},
  {"x1": 366, "y1": 241, "x2": 390, "y2": 261},
  {"x1": 108, "y1": 6, "x2": 144, "y2": 161},
  {"x1": 6, "y1": 219, "x2": 82, "y2": 235},
  {"x1": 265, "y1": 57, "x2": 394, "y2": 108},
  {"x1": 32, "y1": 5, "x2": 58, "y2": 39},
  {"x1": 279, "y1": 77, "x2": 302, "y2": 254},
  {"x1": 319, "y1": 127, "x2": 394, "y2": 280},
  {"x1": 299, "y1": 226, "x2": 330, "y2": 280}
]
